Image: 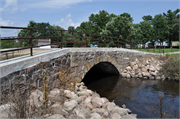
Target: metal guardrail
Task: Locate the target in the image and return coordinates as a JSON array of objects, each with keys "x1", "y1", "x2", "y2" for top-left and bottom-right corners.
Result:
[{"x1": 0, "y1": 26, "x2": 136, "y2": 56}]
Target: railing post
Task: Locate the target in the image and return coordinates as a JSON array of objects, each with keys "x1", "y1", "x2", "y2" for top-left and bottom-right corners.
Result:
[
  {"x1": 30, "y1": 29, "x2": 33, "y2": 56},
  {"x1": 86, "y1": 33, "x2": 87, "y2": 47},
  {"x1": 9, "y1": 40, "x2": 10, "y2": 48},
  {"x1": 61, "y1": 30, "x2": 62, "y2": 49},
  {"x1": 105, "y1": 36, "x2": 106, "y2": 47},
  {"x1": 56, "y1": 38, "x2": 58, "y2": 48},
  {"x1": 118, "y1": 38, "x2": 119, "y2": 48}
]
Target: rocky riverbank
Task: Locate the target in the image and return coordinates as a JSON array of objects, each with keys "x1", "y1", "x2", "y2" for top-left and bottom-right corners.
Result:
[
  {"x1": 0, "y1": 82, "x2": 137, "y2": 119},
  {"x1": 120, "y1": 56, "x2": 178, "y2": 81}
]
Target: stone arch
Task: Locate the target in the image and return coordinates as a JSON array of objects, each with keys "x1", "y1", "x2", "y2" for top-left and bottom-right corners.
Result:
[{"x1": 76, "y1": 56, "x2": 120, "y2": 83}]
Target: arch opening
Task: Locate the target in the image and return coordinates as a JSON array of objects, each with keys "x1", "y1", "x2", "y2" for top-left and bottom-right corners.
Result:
[{"x1": 82, "y1": 62, "x2": 119, "y2": 85}]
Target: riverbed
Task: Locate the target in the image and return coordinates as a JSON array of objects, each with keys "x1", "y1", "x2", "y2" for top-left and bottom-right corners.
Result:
[{"x1": 82, "y1": 74, "x2": 179, "y2": 118}]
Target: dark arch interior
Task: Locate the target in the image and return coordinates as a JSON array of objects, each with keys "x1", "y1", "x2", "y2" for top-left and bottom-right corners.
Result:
[{"x1": 82, "y1": 62, "x2": 119, "y2": 85}]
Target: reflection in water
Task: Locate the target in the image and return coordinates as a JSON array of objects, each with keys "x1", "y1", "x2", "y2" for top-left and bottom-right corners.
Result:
[{"x1": 83, "y1": 75, "x2": 179, "y2": 118}]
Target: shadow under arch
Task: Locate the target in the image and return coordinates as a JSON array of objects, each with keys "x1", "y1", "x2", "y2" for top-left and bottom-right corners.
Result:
[
  {"x1": 82, "y1": 61, "x2": 119, "y2": 85},
  {"x1": 77, "y1": 56, "x2": 121, "y2": 83}
]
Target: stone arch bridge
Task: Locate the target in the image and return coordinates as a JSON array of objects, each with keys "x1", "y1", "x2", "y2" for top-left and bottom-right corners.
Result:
[{"x1": 0, "y1": 48, "x2": 158, "y2": 94}]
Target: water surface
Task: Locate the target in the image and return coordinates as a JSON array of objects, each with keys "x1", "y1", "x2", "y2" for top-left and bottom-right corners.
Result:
[{"x1": 83, "y1": 75, "x2": 179, "y2": 118}]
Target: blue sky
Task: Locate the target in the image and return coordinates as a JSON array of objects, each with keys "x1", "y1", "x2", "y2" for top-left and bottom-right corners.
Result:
[{"x1": 0, "y1": 0, "x2": 179, "y2": 37}]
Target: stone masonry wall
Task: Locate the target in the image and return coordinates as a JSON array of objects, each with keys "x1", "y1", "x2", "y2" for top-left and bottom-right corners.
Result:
[
  {"x1": 1, "y1": 53, "x2": 71, "y2": 99},
  {"x1": 0, "y1": 48, "x2": 159, "y2": 104}
]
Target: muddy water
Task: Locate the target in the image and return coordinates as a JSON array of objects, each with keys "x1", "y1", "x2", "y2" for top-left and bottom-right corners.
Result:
[{"x1": 82, "y1": 75, "x2": 179, "y2": 118}]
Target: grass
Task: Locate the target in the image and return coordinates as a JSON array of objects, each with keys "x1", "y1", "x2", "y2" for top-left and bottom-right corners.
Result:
[
  {"x1": 133, "y1": 48, "x2": 180, "y2": 53},
  {"x1": 166, "y1": 53, "x2": 180, "y2": 57}
]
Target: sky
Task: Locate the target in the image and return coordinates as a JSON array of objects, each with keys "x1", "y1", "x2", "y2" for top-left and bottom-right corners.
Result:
[{"x1": 0, "y1": 0, "x2": 179, "y2": 37}]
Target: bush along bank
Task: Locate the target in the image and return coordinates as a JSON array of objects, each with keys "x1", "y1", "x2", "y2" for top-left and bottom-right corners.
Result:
[
  {"x1": 121, "y1": 57, "x2": 179, "y2": 81},
  {"x1": 0, "y1": 82, "x2": 138, "y2": 119}
]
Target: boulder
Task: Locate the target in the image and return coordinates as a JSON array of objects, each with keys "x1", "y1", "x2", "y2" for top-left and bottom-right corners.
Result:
[
  {"x1": 50, "y1": 88, "x2": 60, "y2": 96},
  {"x1": 111, "y1": 107, "x2": 129, "y2": 116},
  {"x1": 86, "y1": 89, "x2": 93, "y2": 95},
  {"x1": 65, "y1": 91, "x2": 82, "y2": 104},
  {"x1": 149, "y1": 68, "x2": 155, "y2": 72},
  {"x1": 149, "y1": 76, "x2": 154, "y2": 80},
  {"x1": 92, "y1": 93, "x2": 100, "y2": 98},
  {"x1": 126, "y1": 66, "x2": 132, "y2": 71},
  {"x1": 64, "y1": 100, "x2": 78, "y2": 111},
  {"x1": 112, "y1": 113, "x2": 121, "y2": 119},
  {"x1": 122, "y1": 104, "x2": 126, "y2": 108},
  {"x1": 101, "y1": 97, "x2": 109, "y2": 104},
  {"x1": 76, "y1": 83, "x2": 81, "y2": 87},
  {"x1": 80, "y1": 82, "x2": 85, "y2": 86},
  {"x1": 142, "y1": 72, "x2": 150, "y2": 77},
  {"x1": 90, "y1": 112, "x2": 102, "y2": 119},
  {"x1": 133, "y1": 64, "x2": 138, "y2": 70},
  {"x1": 95, "y1": 108, "x2": 106, "y2": 116},
  {"x1": 102, "y1": 110, "x2": 111, "y2": 118},
  {"x1": 106, "y1": 102, "x2": 115, "y2": 112},
  {"x1": 129, "y1": 114, "x2": 138, "y2": 118},
  {"x1": 91, "y1": 97, "x2": 103, "y2": 108},
  {"x1": 141, "y1": 68, "x2": 147, "y2": 72},
  {"x1": 79, "y1": 96, "x2": 87, "y2": 101},
  {"x1": 126, "y1": 74, "x2": 131, "y2": 78},
  {"x1": 123, "y1": 70, "x2": 128, "y2": 73},
  {"x1": 0, "y1": 103, "x2": 16, "y2": 118},
  {"x1": 77, "y1": 91, "x2": 89, "y2": 97},
  {"x1": 79, "y1": 86, "x2": 87, "y2": 91},
  {"x1": 46, "y1": 114, "x2": 65, "y2": 119},
  {"x1": 74, "y1": 106, "x2": 90, "y2": 118},
  {"x1": 121, "y1": 73, "x2": 127, "y2": 78},
  {"x1": 29, "y1": 89, "x2": 43, "y2": 108},
  {"x1": 130, "y1": 62, "x2": 136, "y2": 67},
  {"x1": 130, "y1": 73, "x2": 135, "y2": 78},
  {"x1": 155, "y1": 76, "x2": 161, "y2": 80},
  {"x1": 84, "y1": 97, "x2": 92, "y2": 104},
  {"x1": 121, "y1": 114, "x2": 137, "y2": 119},
  {"x1": 150, "y1": 72, "x2": 157, "y2": 76},
  {"x1": 138, "y1": 74, "x2": 142, "y2": 78},
  {"x1": 86, "y1": 103, "x2": 94, "y2": 110},
  {"x1": 51, "y1": 103, "x2": 62, "y2": 114}
]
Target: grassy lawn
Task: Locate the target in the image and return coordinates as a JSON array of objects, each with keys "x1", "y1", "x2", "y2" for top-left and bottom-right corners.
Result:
[
  {"x1": 166, "y1": 53, "x2": 180, "y2": 57},
  {"x1": 133, "y1": 48, "x2": 180, "y2": 53}
]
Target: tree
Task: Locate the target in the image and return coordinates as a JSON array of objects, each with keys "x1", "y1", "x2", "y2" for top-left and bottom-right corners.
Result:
[
  {"x1": 77, "y1": 10, "x2": 118, "y2": 46},
  {"x1": 140, "y1": 20, "x2": 154, "y2": 47},
  {"x1": 51, "y1": 25, "x2": 65, "y2": 46},
  {"x1": 119, "y1": 12, "x2": 133, "y2": 22},
  {"x1": 133, "y1": 23, "x2": 142, "y2": 47},
  {"x1": 163, "y1": 9, "x2": 180, "y2": 47},
  {"x1": 100, "y1": 15, "x2": 136, "y2": 47},
  {"x1": 152, "y1": 14, "x2": 169, "y2": 46},
  {"x1": 142, "y1": 15, "x2": 153, "y2": 23},
  {"x1": 18, "y1": 21, "x2": 53, "y2": 47}
]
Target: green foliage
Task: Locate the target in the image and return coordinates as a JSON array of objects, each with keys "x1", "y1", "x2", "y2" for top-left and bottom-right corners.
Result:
[
  {"x1": 18, "y1": 21, "x2": 53, "y2": 47},
  {"x1": 100, "y1": 15, "x2": 136, "y2": 47},
  {"x1": 140, "y1": 20, "x2": 154, "y2": 46},
  {"x1": 1, "y1": 39, "x2": 18, "y2": 49},
  {"x1": 160, "y1": 56, "x2": 179, "y2": 80},
  {"x1": 119, "y1": 12, "x2": 133, "y2": 22},
  {"x1": 151, "y1": 14, "x2": 169, "y2": 45},
  {"x1": 142, "y1": 15, "x2": 153, "y2": 23},
  {"x1": 163, "y1": 9, "x2": 180, "y2": 46}
]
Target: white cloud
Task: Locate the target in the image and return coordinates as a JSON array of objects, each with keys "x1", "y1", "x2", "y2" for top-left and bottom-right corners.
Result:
[
  {"x1": 0, "y1": 0, "x2": 18, "y2": 13},
  {"x1": 56, "y1": 14, "x2": 81, "y2": 29},
  {"x1": 27, "y1": 0, "x2": 92, "y2": 9},
  {"x1": 0, "y1": 18, "x2": 14, "y2": 26}
]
